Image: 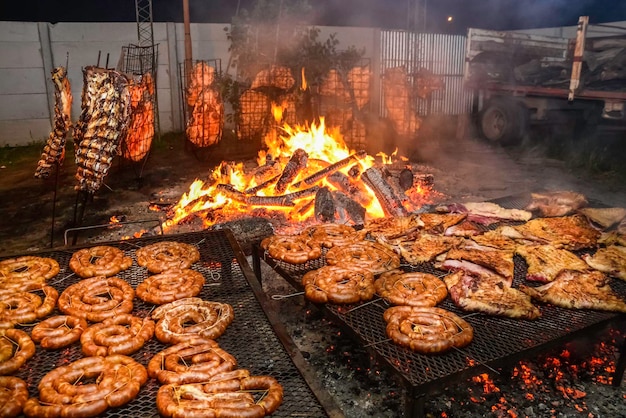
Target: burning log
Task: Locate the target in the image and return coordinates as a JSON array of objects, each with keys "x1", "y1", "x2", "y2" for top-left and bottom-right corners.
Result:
[
  {"x1": 35, "y1": 67, "x2": 73, "y2": 179},
  {"x1": 361, "y1": 166, "x2": 409, "y2": 217},
  {"x1": 292, "y1": 150, "x2": 367, "y2": 188},
  {"x1": 275, "y1": 148, "x2": 308, "y2": 194},
  {"x1": 217, "y1": 184, "x2": 319, "y2": 207},
  {"x1": 332, "y1": 191, "x2": 366, "y2": 225},
  {"x1": 314, "y1": 187, "x2": 335, "y2": 222},
  {"x1": 74, "y1": 66, "x2": 131, "y2": 193},
  {"x1": 398, "y1": 169, "x2": 434, "y2": 192},
  {"x1": 217, "y1": 184, "x2": 294, "y2": 207},
  {"x1": 327, "y1": 171, "x2": 371, "y2": 208},
  {"x1": 245, "y1": 174, "x2": 280, "y2": 195}
]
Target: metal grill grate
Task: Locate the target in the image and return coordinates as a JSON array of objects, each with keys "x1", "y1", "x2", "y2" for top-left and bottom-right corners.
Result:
[
  {"x1": 2, "y1": 230, "x2": 328, "y2": 417},
  {"x1": 255, "y1": 212, "x2": 626, "y2": 395}
]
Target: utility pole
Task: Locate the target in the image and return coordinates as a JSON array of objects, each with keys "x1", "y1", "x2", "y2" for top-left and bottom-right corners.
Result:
[{"x1": 183, "y1": 0, "x2": 193, "y2": 87}]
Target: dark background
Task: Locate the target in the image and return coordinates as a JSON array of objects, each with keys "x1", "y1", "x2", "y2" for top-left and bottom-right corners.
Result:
[{"x1": 2, "y1": 0, "x2": 626, "y2": 34}]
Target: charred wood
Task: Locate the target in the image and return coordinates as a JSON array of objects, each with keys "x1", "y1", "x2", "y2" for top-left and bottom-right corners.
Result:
[
  {"x1": 245, "y1": 174, "x2": 280, "y2": 195},
  {"x1": 213, "y1": 217, "x2": 274, "y2": 255},
  {"x1": 275, "y1": 148, "x2": 308, "y2": 194},
  {"x1": 332, "y1": 191, "x2": 366, "y2": 225},
  {"x1": 362, "y1": 166, "x2": 408, "y2": 217},
  {"x1": 292, "y1": 150, "x2": 367, "y2": 188},
  {"x1": 327, "y1": 171, "x2": 372, "y2": 207},
  {"x1": 314, "y1": 187, "x2": 335, "y2": 222},
  {"x1": 216, "y1": 184, "x2": 295, "y2": 207}
]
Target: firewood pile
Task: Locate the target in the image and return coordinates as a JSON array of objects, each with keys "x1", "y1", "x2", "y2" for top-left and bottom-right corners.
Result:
[
  {"x1": 185, "y1": 61, "x2": 224, "y2": 147},
  {"x1": 167, "y1": 143, "x2": 435, "y2": 230},
  {"x1": 34, "y1": 67, "x2": 73, "y2": 179},
  {"x1": 238, "y1": 65, "x2": 297, "y2": 141},
  {"x1": 73, "y1": 66, "x2": 132, "y2": 193},
  {"x1": 383, "y1": 66, "x2": 421, "y2": 138},
  {"x1": 120, "y1": 72, "x2": 155, "y2": 162},
  {"x1": 317, "y1": 65, "x2": 371, "y2": 150}
]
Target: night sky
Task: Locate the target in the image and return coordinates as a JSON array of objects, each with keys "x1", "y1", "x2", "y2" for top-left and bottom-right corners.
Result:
[{"x1": 2, "y1": 0, "x2": 626, "y2": 34}]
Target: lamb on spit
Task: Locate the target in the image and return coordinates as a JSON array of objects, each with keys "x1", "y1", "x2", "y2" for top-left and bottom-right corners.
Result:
[
  {"x1": 186, "y1": 62, "x2": 223, "y2": 147},
  {"x1": 120, "y1": 72, "x2": 155, "y2": 162},
  {"x1": 74, "y1": 66, "x2": 131, "y2": 193},
  {"x1": 34, "y1": 67, "x2": 73, "y2": 179}
]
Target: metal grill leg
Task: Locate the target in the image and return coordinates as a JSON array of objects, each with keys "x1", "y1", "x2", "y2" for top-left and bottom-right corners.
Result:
[
  {"x1": 613, "y1": 321, "x2": 626, "y2": 387},
  {"x1": 252, "y1": 244, "x2": 263, "y2": 284},
  {"x1": 406, "y1": 388, "x2": 426, "y2": 418}
]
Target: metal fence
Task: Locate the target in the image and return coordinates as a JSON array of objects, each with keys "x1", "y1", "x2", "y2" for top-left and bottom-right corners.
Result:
[{"x1": 380, "y1": 30, "x2": 473, "y2": 116}]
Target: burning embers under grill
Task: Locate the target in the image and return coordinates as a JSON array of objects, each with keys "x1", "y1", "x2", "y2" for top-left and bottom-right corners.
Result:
[{"x1": 162, "y1": 118, "x2": 439, "y2": 233}]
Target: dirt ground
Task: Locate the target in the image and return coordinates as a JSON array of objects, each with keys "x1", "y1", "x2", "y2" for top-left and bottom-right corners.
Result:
[
  {"x1": 0, "y1": 120, "x2": 625, "y2": 417},
  {"x1": 2, "y1": 118, "x2": 626, "y2": 255}
]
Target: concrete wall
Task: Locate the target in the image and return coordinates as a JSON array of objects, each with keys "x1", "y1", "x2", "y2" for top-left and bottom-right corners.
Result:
[{"x1": 0, "y1": 21, "x2": 378, "y2": 147}]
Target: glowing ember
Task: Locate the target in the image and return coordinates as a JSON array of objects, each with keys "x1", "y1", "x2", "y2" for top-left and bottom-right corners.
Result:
[{"x1": 163, "y1": 118, "x2": 435, "y2": 231}]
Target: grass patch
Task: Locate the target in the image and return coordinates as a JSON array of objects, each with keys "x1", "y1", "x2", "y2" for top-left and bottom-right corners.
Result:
[{"x1": 0, "y1": 143, "x2": 44, "y2": 168}]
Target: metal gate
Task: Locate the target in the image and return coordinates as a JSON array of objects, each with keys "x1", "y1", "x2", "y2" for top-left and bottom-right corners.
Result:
[{"x1": 380, "y1": 30, "x2": 472, "y2": 116}]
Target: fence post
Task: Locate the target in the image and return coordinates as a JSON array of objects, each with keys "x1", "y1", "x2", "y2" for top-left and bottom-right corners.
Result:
[
  {"x1": 38, "y1": 22, "x2": 54, "y2": 126},
  {"x1": 166, "y1": 22, "x2": 183, "y2": 132}
]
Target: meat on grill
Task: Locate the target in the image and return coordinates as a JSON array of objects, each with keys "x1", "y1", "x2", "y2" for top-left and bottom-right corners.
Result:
[
  {"x1": 520, "y1": 269, "x2": 626, "y2": 313},
  {"x1": 120, "y1": 72, "x2": 155, "y2": 161},
  {"x1": 74, "y1": 66, "x2": 131, "y2": 193},
  {"x1": 35, "y1": 67, "x2": 73, "y2": 179},
  {"x1": 186, "y1": 62, "x2": 223, "y2": 147}
]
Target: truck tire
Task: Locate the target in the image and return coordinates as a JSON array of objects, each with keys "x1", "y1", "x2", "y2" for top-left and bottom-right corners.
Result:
[{"x1": 479, "y1": 98, "x2": 527, "y2": 146}]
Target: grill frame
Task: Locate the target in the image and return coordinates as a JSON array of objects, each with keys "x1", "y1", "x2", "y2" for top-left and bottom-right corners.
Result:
[
  {"x1": 251, "y1": 201, "x2": 626, "y2": 418},
  {"x1": 1, "y1": 229, "x2": 333, "y2": 418}
]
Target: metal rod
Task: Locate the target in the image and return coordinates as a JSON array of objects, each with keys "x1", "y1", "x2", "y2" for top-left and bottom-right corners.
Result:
[
  {"x1": 451, "y1": 346, "x2": 500, "y2": 375},
  {"x1": 64, "y1": 218, "x2": 164, "y2": 246},
  {"x1": 49, "y1": 161, "x2": 60, "y2": 248},
  {"x1": 183, "y1": 0, "x2": 193, "y2": 89}
]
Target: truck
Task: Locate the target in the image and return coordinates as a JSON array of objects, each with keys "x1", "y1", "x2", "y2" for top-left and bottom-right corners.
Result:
[{"x1": 464, "y1": 16, "x2": 626, "y2": 145}]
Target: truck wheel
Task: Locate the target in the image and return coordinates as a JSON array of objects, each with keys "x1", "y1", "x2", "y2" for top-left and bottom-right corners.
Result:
[{"x1": 479, "y1": 98, "x2": 526, "y2": 145}]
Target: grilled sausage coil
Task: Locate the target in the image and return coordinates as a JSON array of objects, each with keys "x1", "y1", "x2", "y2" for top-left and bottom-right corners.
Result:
[
  {"x1": 69, "y1": 245, "x2": 133, "y2": 278},
  {"x1": 325, "y1": 240, "x2": 400, "y2": 275},
  {"x1": 22, "y1": 355, "x2": 148, "y2": 418},
  {"x1": 0, "y1": 286, "x2": 58, "y2": 329},
  {"x1": 156, "y1": 369, "x2": 283, "y2": 418},
  {"x1": 260, "y1": 235, "x2": 322, "y2": 264},
  {"x1": 302, "y1": 265, "x2": 376, "y2": 304},
  {"x1": 375, "y1": 270, "x2": 448, "y2": 307},
  {"x1": 148, "y1": 337, "x2": 237, "y2": 385},
  {"x1": 300, "y1": 223, "x2": 360, "y2": 248},
  {"x1": 58, "y1": 276, "x2": 134, "y2": 322},
  {"x1": 0, "y1": 329, "x2": 36, "y2": 376},
  {"x1": 0, "y1": 376, "x2": 28, "y2": 418},
  {"x1": 152, "y1": 298, "x2": 234, "y2": 344},
  {"x1": 136, "y1": 269, "x2": 205, "y2": 305},
  {"x1": 136, "y1": 241, "x2": 200, "y2": 273},
  {"x1": 80, "y1": 313, "x2": 155, "y2": 356},
  {"x1": 31, "y1": 315, "x2": 88, "y2": 350},
  {"x1": 383, "y1": 306, "x2": 474, "y2": 354},
  {"x1": 0, "y1": 256, "x2": 60, "y2": 282}
]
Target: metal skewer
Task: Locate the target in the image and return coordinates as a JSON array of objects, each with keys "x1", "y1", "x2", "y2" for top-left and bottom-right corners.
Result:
[{"x1": 271, "y1": 292, "x2": 305, "y2": 300}]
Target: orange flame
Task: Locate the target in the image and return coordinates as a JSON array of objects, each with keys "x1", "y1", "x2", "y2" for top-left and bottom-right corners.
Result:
[
  {"x1": 164, "y1": 117, "x2": 434, "y2": 231},
  {"x1": 301, "y1": 67, "x2": 307, "y2": 91}
]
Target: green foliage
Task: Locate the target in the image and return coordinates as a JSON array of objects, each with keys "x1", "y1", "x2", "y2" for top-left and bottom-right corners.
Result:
[
  {"x1": 0, "y1": 143, "x2": 43, "y2": 167},
  {"x1": 224, "y1": 0, "x2": 365, "y2": 86}
]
